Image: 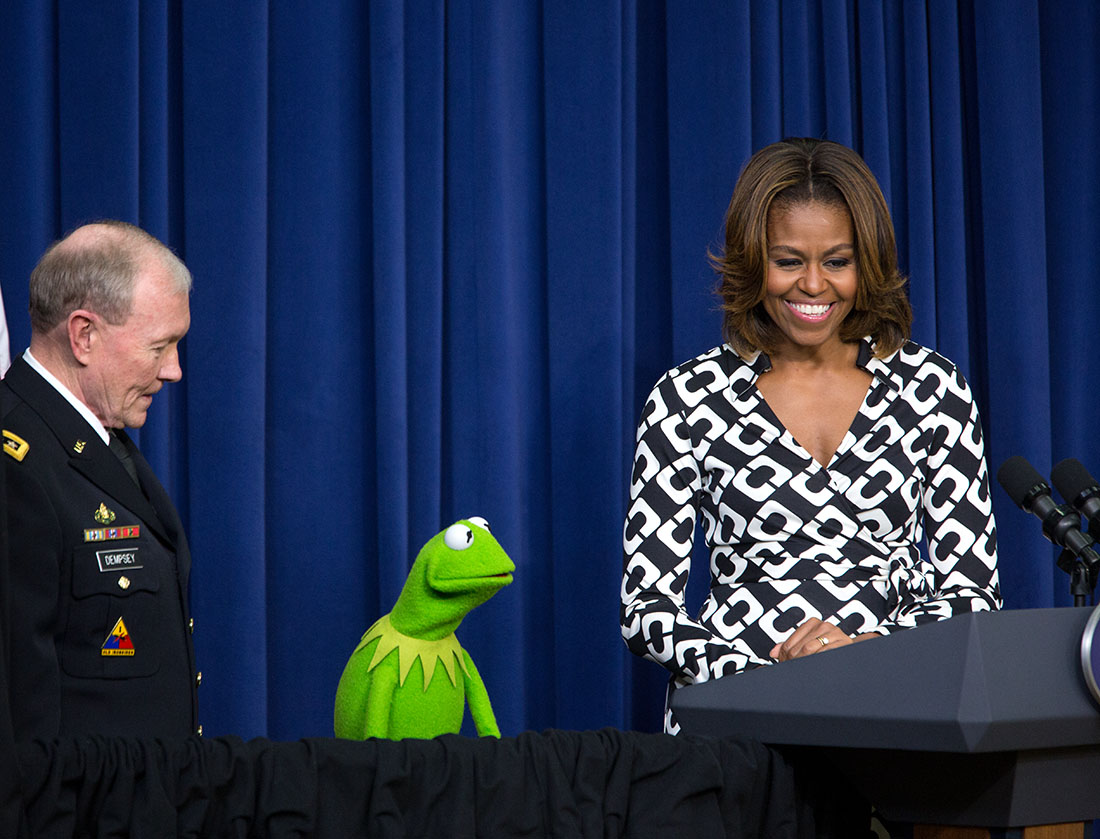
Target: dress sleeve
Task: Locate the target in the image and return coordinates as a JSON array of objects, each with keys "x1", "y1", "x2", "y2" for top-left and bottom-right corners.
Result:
[
  {"x1": 620, "y1": 375, "x2": 758, "y2": 685},
  {"x1": 889, "y1": 364, "x2": 1002, "y2": 630}
]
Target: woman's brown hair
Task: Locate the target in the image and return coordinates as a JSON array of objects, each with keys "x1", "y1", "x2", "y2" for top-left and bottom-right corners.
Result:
[{"x1": 711, "y1": 137, "x2": 912, "y2": 358}]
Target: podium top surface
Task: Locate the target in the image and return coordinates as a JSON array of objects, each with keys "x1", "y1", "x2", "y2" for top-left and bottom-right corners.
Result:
[{"x1": 670, "y1": 607, "x2": 1100, "y2": 752}]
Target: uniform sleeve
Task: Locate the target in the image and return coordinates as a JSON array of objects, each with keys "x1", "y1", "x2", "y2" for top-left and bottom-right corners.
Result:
[
  {"x1": 620, "y1": 376, "x2": 759, "y2": 685},
  {"x1": 890, "y1": 364, "x2": 1002, "y2": 630},
  {"x1": 4, "y1": 454, "x2": 64, "y2": 739}
]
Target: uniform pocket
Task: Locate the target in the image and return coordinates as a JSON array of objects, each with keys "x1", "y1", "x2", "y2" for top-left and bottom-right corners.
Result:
[{"x1": 61, "y1": 543, "x2": 163, "y2": 679}]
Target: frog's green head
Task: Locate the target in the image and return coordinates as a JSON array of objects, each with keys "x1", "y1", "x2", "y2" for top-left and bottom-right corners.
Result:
[
  {"x1": 389, "y1": 517, "x2": 515, "y2": 639},
  {"x1": 423, "y1": 517, "x2": 515, "y2": 594}
]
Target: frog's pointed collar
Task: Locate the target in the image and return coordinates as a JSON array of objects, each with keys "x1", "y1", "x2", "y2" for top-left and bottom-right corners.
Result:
[{"x1": 358, "y1": 613, "x2": 470, "y2": 691}]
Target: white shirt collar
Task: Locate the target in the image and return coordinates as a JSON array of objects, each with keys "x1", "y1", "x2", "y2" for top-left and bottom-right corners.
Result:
[{"x1": 23, "y1": 348, "x2": 111, "y2": 445}]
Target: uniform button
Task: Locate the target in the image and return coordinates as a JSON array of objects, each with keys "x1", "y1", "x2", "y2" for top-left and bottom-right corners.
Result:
[
  {"x1": 189, "y1": 618, "x2": 194, "y2": 634},
  {"x1": 117, "y1": 575, "x2": 131, "y2": 590},
  {"x1": 196, "y1": 671, "x2": 203, "y2": 687},
  {"x1": 197, "y1": 725, "x2": 203, "y2": 737}
]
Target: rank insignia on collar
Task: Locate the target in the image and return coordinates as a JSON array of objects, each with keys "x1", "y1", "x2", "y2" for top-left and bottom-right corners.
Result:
[
  {"x1": 73, "y1": 439, "x2": 86, "y2": 454},
  {"x1": 101, "y1": 617, "x2": 135, "y2": 656},
  {"x1": 3, "y1": 430, "x2": 29, "y2": 462},
  {"x1": 93, "y1": 503, "x2": 117, "y2": 524}
]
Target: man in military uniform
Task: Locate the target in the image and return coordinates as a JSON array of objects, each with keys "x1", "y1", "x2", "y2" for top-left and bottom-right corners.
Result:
[{"x1": 1, "y1": 221, "x2": 199, "y2": 739}]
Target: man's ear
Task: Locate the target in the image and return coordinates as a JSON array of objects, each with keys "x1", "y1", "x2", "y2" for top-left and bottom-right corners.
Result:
[{"x1": 67, "y1": 310, "x2": 97, "y2": 366}]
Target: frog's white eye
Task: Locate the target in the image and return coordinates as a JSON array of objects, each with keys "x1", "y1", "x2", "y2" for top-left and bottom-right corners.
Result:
[
  {"x1": 444, "y1": 523, "x2": 474, "y2": 551},
  {"x1": 468, "y1": 516, "x2": 491, "y2": 533}
]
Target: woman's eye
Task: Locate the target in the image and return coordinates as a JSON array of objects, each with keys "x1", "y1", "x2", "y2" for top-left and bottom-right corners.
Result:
[
  {"x1": 825, "y1": 258, "x2": 851, "y2": 269},
  {"x1": 774, "y1": 259, "x2": 801, "y2": 268}
]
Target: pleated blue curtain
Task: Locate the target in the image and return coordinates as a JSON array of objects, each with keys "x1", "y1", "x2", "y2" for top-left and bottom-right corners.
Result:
[
  {"x1": 1043, "y1": 4, "x2": 1100, "y2": 529},
  {"x1": 0, "y1": 1, "x2": 1097, "y2": 740}
]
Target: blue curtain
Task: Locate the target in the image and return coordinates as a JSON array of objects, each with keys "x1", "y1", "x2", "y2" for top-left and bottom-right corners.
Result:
[{"x1": 1, "y1": 0, "x2": 1097, "y2": 740}]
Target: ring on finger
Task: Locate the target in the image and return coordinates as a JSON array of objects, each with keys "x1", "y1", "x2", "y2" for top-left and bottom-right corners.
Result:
[{"x1": 816, "y1": 635, "x2": 830, "y2": 647}]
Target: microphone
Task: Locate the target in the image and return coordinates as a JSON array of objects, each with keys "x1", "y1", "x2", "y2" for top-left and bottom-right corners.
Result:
[
  {"x1": 1051, "y1": 458, "x2": 1100, "y2": 540},
  {"x1": 996, "y1": 456, "x2": 1100, "y2": 571}
]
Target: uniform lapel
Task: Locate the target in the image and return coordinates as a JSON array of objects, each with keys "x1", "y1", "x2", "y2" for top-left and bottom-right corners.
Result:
[
  {"x1": 114, "y1": 429, "x2": 183, "y2": 547},
  {"x1": 69, "y1": 444, "x2": 172, "y2": 544},
  {"x1": 3, "y1": 358, "x2": 173, "y2": 545}
]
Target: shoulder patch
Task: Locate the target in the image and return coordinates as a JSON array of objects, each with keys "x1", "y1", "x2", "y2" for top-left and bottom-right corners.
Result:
[{"x1": 3, "y1": 430, "x2": 28, "y2": 462}]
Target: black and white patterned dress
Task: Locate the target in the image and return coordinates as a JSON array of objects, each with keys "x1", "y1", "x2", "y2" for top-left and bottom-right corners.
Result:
[{"x1": 620, "y1": 339, "x2": 1002, "y2": 732}]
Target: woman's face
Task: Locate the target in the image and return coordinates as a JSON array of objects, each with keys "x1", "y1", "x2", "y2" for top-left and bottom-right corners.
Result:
[{"x1": 763, "y1": 200, "x2": 858, "y2": 357}]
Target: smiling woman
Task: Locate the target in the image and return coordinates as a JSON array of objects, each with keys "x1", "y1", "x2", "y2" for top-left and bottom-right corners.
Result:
[
  {"x1": 713, "y1": 138, "x2": 912, "y2": 361},
  {"x1": 620, "y1": 138, "x2": 1002, "y2": 742},
  {"x1": 763, "y1": 202, "x2": 857, "y2": 352},
  {"x1": 757, "y1": 201, "x2": 868, "y2": 470}
]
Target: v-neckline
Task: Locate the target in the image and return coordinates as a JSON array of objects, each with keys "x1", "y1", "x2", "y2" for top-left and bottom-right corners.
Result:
[{"x1": 752, "y1": 374, "x2": 874, "y2": 470}]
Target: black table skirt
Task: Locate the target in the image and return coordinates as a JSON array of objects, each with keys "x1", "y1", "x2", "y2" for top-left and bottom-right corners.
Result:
[{"x1": 10, "y1": 728, "x2": 860, "y2": 838}]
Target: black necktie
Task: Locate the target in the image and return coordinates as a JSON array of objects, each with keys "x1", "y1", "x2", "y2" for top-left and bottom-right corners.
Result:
[{"x1": 108, "y1": 431, "x2": 141, "y2": 487}]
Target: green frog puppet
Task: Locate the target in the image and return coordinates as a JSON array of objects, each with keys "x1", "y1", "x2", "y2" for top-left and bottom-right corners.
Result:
[{"x1": 333, "y1": 517, "x2": 515, "y2": 740}]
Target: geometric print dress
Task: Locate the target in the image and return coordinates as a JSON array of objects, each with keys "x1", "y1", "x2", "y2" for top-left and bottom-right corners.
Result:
[{"x1": 620, "y1": 338, "x2": 1002, "y2": 732}]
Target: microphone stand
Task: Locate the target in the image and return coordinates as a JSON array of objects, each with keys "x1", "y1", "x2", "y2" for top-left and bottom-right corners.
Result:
[{"x1": 1057, "y1": 549, "x2": 1098, "y2": 608}]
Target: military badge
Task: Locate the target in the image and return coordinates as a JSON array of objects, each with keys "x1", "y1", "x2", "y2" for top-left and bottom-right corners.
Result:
[
  {"x1": 3, "y1": 430, "x2": 29, "y2": 462},
  {"x1": 101, "y1": 617, "x2": 135, "y2": 656},
  {"x1": 93, "y1": 503, "x2": 116, "y2": 524},
  {"x1": 84, "y1": 525, "x2": 141, "y2": 543}
]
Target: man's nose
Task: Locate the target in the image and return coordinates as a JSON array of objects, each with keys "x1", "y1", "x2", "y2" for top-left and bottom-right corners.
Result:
[{"x1": 159, "y1": 345, "x2": 183, "y2": 382}]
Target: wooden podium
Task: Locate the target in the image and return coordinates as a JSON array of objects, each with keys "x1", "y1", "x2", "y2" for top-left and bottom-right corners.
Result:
[{"x1": 670, "y1": 608, "x2": 1100, "y2": 837}]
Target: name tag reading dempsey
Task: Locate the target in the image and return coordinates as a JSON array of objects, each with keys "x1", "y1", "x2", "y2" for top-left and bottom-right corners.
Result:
[{"x1": 96, "y1": 548, "x2": 142, "y2": 573}]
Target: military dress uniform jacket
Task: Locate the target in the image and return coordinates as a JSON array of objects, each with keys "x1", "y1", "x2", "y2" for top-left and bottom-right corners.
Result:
[{"x1": 1, "y1": 357, "x2": 198, "y2": 740}]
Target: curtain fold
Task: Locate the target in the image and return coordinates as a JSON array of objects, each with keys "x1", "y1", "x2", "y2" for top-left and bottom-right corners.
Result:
[
  {"x1": 972, "y1": 0, "x2": 1055, "y2": 608},
  {"x1": 0, "y1": 0, "x2": 1094, "y2": 739},
  {"x1": 1041, "y1": 2, "x2": 1100, "y2": 498},
  {"x1": 179, "y1": 0, "x2": 273, "y2": 737}
]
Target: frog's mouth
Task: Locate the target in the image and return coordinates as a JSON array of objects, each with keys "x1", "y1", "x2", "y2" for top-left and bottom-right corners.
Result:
[{"x1": 431, "y1": 571, "x2": 514, "y2": 593}]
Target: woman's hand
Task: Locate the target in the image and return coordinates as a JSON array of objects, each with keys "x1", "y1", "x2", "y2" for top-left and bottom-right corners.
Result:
[{"x1": 769, "y1": 618, "x2": 877, "y2": 662}]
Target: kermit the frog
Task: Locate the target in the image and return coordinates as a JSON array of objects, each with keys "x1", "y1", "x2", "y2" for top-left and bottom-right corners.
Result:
[{"x1": 333, "y1": 516, "x2": 515, "y2": 740}]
